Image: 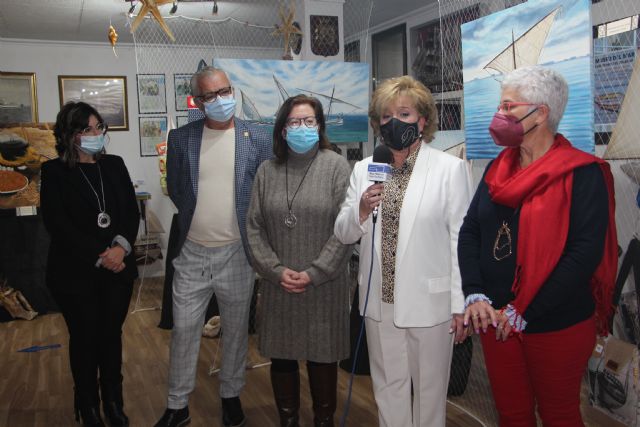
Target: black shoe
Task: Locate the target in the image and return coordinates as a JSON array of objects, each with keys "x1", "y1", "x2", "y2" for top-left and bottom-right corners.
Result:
[
  {"x1": 77, "y1": 406, "x2": 106, "y2": 426},
  {"x1": 221, "y1": 397, "x2": 246, "y2": 427},
  {"x1": 153, "y1": 407, "x2": 190, "y2": 427},
  {"x1": 103, "y1": 401, "x2": 129, "y2": 426}
]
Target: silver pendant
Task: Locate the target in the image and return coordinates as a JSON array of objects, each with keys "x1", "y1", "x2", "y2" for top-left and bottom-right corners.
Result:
[
  {"x1": 98, "y1": 212, "x2": 111, "y2": 228},
  {"x1": 284, "y1": 211, "x2": 297, "y2": 228}
]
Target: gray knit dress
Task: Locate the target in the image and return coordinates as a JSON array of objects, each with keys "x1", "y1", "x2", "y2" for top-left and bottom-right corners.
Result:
[{"x1": 246, "y1": 146, "x2": 353, "y2": 363}]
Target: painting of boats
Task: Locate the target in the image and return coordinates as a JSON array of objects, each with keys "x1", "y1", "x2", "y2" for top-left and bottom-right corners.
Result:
[
  {"x1": 594, "y1": 28, "x2": 638, "y2": 133},
  {"x1": 214, "y1": 58, "x2": 369, "y2": 144},
  {"x1": 461, "y1": 0, "x2": 594, "y2": 159},
  {"x1": 594, "y1": 92, "x2": 625, "y2": 113}
]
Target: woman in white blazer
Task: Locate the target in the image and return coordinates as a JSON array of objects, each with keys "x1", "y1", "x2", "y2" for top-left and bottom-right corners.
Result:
[{"x1": 334, "y1": 76, "x2": 472, "y2": 427}]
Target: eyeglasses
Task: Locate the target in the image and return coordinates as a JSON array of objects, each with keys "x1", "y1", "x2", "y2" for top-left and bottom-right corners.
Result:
[
  {"x1": 286, "y1": 116, "x2": 318, "y2": 128},
  {"x1": 79, "y1": 122, "x2": 108, "y2": 135},
  {"x1": 195, "y1": 87, "x2": 233, "y2": 103},
  {"x1": 497, "y1": 102, "x2": 538, "y2": 113}
]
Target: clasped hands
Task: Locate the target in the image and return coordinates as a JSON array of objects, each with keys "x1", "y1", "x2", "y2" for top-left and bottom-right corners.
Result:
[
  {"x1": 463, "y1": 300, "x2": 512, "y2": 341},
  {"x1": 99, "y1": 245, "x2": 126, "y2": 273},
  {"x1": 280, "y1": 268, "x2": 311, "y2": 294}
]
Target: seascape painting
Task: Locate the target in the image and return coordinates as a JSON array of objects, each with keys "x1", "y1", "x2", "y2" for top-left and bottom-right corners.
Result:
[
  {"x1": 58, "y1": 76, "x2": 128, "y2": 131},
  {"x1": 212, "y1": 58, "x2": 370, "y2": 144},
  {"x1": 461, "y1": 0, "x2": 593, "y2": 159}
]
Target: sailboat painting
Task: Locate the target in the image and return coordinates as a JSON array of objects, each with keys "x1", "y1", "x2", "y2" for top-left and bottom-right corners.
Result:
[
  {"x1": 461, "y1": 0, "x2": 593, "y2": 159},
  {"x1": 212, "y1": 58, "x2": 369, "y2": 144}
]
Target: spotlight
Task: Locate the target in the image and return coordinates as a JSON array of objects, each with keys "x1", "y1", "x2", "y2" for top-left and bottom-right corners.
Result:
[
  {"x1": 170, "y1": 1, "x2": 178, "y2": 14},
  {"x1": 212, "y1": 0, "x2": 218, "y2": 15}
]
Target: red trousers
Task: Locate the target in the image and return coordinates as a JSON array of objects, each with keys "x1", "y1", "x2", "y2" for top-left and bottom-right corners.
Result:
[{"x1": 480, "y1": 317, "x2": 596, "y2": 427}]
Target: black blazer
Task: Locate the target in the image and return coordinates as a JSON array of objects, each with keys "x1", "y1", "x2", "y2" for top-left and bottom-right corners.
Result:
[{"x1": 41, "y1": 155, "x2": 139, "y2": 294}]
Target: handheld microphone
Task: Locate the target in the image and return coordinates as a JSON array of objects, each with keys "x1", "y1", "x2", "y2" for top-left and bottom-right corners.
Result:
[
  {"x1": 367, "y1": 144, "x2": 393, "y2": 223},
  {"x1": 341, "y1": 144, "x2": 393, "y2": 427}
]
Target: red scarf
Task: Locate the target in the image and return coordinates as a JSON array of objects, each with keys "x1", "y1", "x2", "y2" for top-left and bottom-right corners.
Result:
[{"x1": 485, "y1": 134, "x2": 617, "y2": 336}]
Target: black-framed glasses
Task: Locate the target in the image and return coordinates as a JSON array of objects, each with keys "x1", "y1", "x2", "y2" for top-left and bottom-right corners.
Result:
[
  {"x1": 195, "y1": 86, "x2": 233, "y2": 103},
  {"x1": 80, "y1": 122, "x2": 108, "y2": 135},
  {"x1": 286, "y1": 116, "x2": 318, "y2": 128}
]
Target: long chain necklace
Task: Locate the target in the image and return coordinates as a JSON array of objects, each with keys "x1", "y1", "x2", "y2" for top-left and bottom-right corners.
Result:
[
  {"x1": 78, "y1": 163, "x2": 111, "y2": 228},
  {"x1": 284, "y1": 152, "x2": 318, "y2": 228}
]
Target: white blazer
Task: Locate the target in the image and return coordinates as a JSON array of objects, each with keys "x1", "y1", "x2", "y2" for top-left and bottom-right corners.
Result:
[{"x1": 334, "y1": 143, "x2": 472, "y2": 327}]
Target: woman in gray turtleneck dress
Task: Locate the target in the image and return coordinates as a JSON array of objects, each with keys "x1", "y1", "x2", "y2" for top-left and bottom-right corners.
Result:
[{"x1": 246, "y1": 95, "x2": 352, "y2": 427}]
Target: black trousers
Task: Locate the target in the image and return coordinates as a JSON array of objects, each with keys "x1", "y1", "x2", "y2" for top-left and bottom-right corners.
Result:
[{"x1": 54, "y1": 278, "x2": 133, "y2": 406}]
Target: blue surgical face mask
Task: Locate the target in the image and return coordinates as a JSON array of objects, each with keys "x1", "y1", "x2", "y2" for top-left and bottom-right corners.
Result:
[
  {"x1": 203, "y1": 95, "x2": 236, "y2": 122},
  {"x1": 285, "y1": 126, "x2": 320, "y2": 154},
  {"x1": 79, "y1": 134, "x2": 107, "y2": 155}
]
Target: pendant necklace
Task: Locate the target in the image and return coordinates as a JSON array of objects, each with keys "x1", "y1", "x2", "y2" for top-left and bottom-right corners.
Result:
[
  {"x1": 78, "y1": 163, "x2": 111, "y2": 228},
  {"x1": 493, "y1": 206, "x2": 520, "y2": 261},
  {"x1": 284, "y1": 152, "x2": 318, "y2": 228}
]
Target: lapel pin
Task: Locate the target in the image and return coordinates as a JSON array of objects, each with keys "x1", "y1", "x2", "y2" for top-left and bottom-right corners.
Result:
[{"x1": 243, "y1": 131, "x2": 249, "y2": 137}]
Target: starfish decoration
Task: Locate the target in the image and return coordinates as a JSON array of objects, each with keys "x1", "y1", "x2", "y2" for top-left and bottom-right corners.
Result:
[
  {"x1": 272, "y1": 1, "x2": 303, "y2": 59},
  {"x1": 130, "y1": 0, "x2": 176, "y2": 42}
]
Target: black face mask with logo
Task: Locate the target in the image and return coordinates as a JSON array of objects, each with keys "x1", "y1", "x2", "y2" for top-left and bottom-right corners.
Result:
[{"x1": 380, "y1": 118, "x2": 420, "y2": 150}]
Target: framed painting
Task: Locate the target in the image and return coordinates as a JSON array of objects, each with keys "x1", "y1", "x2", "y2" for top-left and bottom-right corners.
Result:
[
  {"x1": 139, "y1": 116, "x2": 167, "y2": 157},
  {"x1": 174, "y1": 73, "x2": 192, "y2": 111},
  {"x1": 58, "y1": 75, "x2": 128, "y2": 131},
  {"x1": 137, "y1": 74, "x2": 167, "y2": 114},
  {"x1": 461, "y1": 0, "x2": 593, "y2": 158},
  {"x1": 0, "y1": 72, "x2": 38, "y2": 124}
]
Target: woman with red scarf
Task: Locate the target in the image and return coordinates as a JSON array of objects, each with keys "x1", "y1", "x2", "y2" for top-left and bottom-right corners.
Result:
[{"x1": 458, "y1": 66, "x2": 617, "y2": 426}]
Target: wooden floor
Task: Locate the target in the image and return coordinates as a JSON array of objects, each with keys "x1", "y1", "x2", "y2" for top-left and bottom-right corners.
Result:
[{"x1": 0, "y1": 278, "x2": 613, "y2": 426}]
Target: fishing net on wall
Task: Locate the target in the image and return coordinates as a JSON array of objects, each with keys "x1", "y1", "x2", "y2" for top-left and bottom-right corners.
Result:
[
  {"x1": 130, "y1": 0, "x2": 373, "y2": 371},
  {"x1": 433, "y1": 0, "x2": 640, "y2": 425},
  {"x1": 593, "y1": 2, "x2": 640, "y2": 353}
]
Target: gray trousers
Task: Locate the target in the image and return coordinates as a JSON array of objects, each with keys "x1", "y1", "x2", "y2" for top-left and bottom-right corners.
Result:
[{"x1": 167, "y1": 239, "x2": 254, "y2": 409}]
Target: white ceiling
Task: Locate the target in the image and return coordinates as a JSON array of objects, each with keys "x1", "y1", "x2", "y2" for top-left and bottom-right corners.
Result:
[{"x1": 0, "y1": 0, "x2": 431, "y2": 45}]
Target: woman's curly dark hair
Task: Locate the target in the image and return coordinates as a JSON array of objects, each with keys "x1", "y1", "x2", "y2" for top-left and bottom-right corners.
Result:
[{"x1": 53, "y1": 102, "x2": 104, "y2": 167}]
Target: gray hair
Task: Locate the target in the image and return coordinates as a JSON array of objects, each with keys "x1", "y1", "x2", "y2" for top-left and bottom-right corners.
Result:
[
  {"x1": 501, "y1": 66, "x2": 568, "y2": 133},
  {"x1": 190, "y1": 66, "x2": 228, "y2": 97}
]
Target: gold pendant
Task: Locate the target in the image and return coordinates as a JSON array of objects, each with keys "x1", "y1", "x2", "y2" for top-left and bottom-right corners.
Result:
[{"x1": 493, "y1": 221, "x2": 512, "y2": 261}]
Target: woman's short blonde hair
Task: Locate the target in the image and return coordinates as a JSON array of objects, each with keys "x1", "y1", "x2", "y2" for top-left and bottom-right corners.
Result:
[{"x1": 369, "y1": 75, "x2": 438, "y2": 142}]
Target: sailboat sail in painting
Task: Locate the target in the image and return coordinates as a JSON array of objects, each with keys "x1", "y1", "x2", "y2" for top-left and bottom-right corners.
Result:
[
  {"x1": 484, "y1": 7, "x2": 560, "y2": 75},
  {"x1": 240, "y1": 89, "x2": 265, "y2": 124},
  {"x1": 604, "y1": 56, "x2": 640, "y2": 160}
]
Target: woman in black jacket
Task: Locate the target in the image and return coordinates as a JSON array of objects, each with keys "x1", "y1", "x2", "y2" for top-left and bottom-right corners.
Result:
[{"x1": 41, "y1": 102, "x2": 139, "y2": 426}]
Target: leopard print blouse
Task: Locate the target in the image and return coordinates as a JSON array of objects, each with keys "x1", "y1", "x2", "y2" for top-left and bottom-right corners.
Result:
[{"x1": 380, "y1": 145, "x2": 421, "y2": 304}]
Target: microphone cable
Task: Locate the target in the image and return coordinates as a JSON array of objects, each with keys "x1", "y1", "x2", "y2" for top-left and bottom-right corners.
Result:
[{"x1": 339, "y1": 219, "x2": 377, "y2": 427}]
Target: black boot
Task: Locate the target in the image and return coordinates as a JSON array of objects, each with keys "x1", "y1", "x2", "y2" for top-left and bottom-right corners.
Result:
[
  {"x1": 78, "y1": 406, "x2": 106, "y2": 426},
  {"x1": 270, "y1": 368, "x2": 300, "y2": 427},
  {"x1": 100, "y1": 378, "x2": 129, "y2": 426},
  {"x1": 102, "y1": 401, "x2": 128, "y2": 426},
  {"x1": 221, "y1": 396, "x2": 246, "y2": 427},
  {"x1": 75, "y1": 388, "x2": 105, "y2": 426},
  {"x1": 307, "y1": 362, "x2": 337, "y2": 427}
]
